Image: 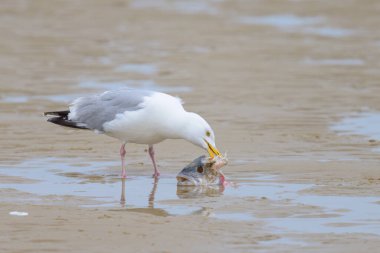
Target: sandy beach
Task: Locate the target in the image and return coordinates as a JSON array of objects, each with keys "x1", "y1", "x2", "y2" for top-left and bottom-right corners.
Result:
[{"x1": 1, "y1": 0, "x2": 380, "y2": 252}]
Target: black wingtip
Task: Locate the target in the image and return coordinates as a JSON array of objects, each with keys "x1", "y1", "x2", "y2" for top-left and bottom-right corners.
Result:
[
  {"x1": 47, "y1": 116, "x2": 89, "y2": 130},
  {"x1": 44, "y1": 110, "x2": 70, "y2": 117},
  {"x1": 44, "y1": 110, "x2": 88, "y2": 129}
]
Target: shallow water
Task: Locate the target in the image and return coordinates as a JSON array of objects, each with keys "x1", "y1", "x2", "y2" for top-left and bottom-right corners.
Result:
[
  {"x1": 237, "y1": 14, "x2": 354, "y2": 38},
  {"x1": 331, "y1": 112, "x2": 380, "y2": 140},
  {"x1": 130, "y1": 0, "x2": 219, "y2": 15},
  {"x1": 238, "y1": 15, "x2": 323, "y2": 29},
  {"x1": 0, "y1": 80, "x2": 191, "y2": 105},
  {"x1": 268, "y1": 195, "x2": 380, "y2": 235},
  {"x1": 1, "y1": 158, "x2": 379, "y2": 235},
  {"x1": 114, "y1": 63, "x2": 158, "y2": 75},
  {"x1": 78, "y1": 79, "x2": 192, "y2": 93},
  {"x1": 0, "y1": 94, "x2": 85, "y2": 104},
  {"x1": 303, "y1": 58, "x2": 365, "y2": 66},
  {"x1": 302, "y1": 27, "x2": 354, "y2": 38}
]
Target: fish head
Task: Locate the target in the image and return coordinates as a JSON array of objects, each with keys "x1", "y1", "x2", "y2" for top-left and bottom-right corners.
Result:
[{"x1": 176, "y1": 155, "x2": 228, "y2": 186}]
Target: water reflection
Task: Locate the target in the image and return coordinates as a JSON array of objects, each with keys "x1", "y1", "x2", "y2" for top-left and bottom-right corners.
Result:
[
  {"x1": 120, "y1": 178, "x2": 126, "y2": 205},
  {"x1": 119, "y1": 176, "x2": 159, "y2": 207},
  {"x1": 0, "y1": 157, "x2": 224, "y2": 216},
  {"x1": 116, "y1": 175, "x2": 227, "y2": 217},
  {"x1": 2, "y1": 158, "x2": 380, "y2": 234},
  {"x1": 117, "y1": 175, "x2": 224, "y2": 216},
  {"x1": 118, "y1": 176, "x2": 173, "y2": 217},
  {"x1": 176, "y1": 185, "x2": 224, "y2": 199}
]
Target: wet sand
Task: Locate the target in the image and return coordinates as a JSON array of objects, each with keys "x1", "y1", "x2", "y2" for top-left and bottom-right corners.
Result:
[{"x1": 1, "y1": 0, "x2": 380, "y2": 252}]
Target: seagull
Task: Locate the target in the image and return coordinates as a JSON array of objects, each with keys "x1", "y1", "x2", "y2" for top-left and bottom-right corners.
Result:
[{"x1": 44, "y1": 89, "x2": 222, "y2": 178}]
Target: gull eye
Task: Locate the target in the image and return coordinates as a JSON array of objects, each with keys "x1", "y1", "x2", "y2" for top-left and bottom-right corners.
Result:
[
  {"x1": 197, "y1": 166, "x2": 204, "y2": 173},
  {"x1": 206, "y1": 131, "x2": 211, "y2": 137}
]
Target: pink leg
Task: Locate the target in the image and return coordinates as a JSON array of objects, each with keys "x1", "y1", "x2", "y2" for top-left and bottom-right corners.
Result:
[
  {"x1": 148, "y1": 145, "x2": 160, "y2": 177},
  {"x1": 120, "y1": 143, "x2": 127, "y2": 178}
]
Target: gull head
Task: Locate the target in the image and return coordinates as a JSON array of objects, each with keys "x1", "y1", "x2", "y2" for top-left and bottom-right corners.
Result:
[{"x1": 182, "y1": 112, "x2": 222, "y2": 158}]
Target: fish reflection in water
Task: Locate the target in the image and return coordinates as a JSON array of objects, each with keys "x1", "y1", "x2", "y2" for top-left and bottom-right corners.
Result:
[
  {"x1": 176, "y1": 185, "x2": 225, "y2": 199},
  {"x1": 118, "y1": 176, "x2": 225, "y2": 215}
]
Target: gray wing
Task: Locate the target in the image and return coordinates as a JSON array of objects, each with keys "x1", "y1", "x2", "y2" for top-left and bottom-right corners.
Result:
[{"x1": 68, "y1": 89, "x2": 153, "y2": 131}]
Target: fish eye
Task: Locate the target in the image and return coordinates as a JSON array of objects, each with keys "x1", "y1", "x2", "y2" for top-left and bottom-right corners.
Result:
[
  {"x1": 197, "y1": 166, "x2": 204, "y2": 173},
  {"x1": 206, "y1": 130, "x2": 211, "y2": 137}
]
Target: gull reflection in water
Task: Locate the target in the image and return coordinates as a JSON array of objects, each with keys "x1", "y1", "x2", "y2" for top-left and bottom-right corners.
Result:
[
  {"x1": 118, "y1": 176, "x2": 171, "y2": 216},
  {"x1": 120, "y1": 177, "x2": 159, "y2": 206},
  {"x1": 118, "y1": 177, "x2": 225, "y2": 216}
]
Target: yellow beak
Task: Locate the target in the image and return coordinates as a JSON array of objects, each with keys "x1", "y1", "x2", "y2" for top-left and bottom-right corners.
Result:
[{"x1": 205, "y1": 140, "x2": 222, "y2": 158}]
